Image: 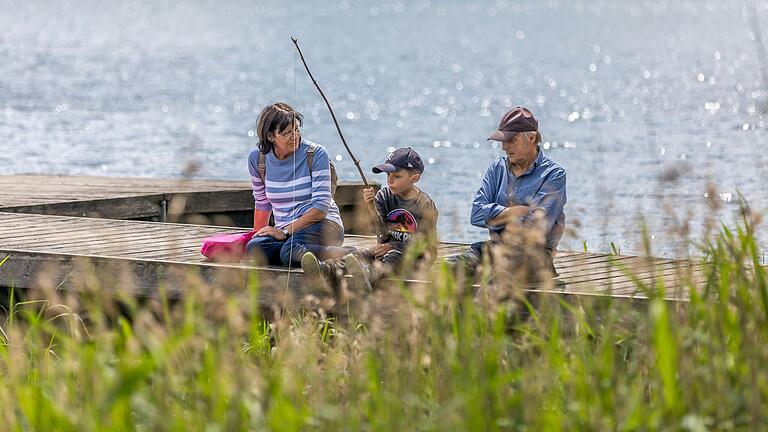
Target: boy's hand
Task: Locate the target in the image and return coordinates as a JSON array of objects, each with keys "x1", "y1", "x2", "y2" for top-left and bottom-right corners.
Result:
[
  {"x1": 372, "y1": 243, "x2": 392, "y2": 258},
  {"x1": 362, "y1": 187, "x2": 375, "y2": 203}
]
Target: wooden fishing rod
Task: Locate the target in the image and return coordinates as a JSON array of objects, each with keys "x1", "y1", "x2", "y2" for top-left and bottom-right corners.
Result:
[
  {"x1": 291, "y1": 37, "x2": 370, "y2": 186},
  {"x1": 291, "y1": 37, "x2": 386, "y2": 237}
]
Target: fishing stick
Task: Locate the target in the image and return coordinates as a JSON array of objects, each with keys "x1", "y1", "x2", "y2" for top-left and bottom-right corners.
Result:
[
  {"x1": 291, "y1": 37, "x2": 370, "y2": 186},
  {"x1": 291, "y1": 37, "x2": 386, "y2": 238}
]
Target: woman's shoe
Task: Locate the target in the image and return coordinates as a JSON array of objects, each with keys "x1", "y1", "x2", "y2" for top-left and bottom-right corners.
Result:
[{"x1": 301, "y1": 252, "x2": 333, "y2": 296}]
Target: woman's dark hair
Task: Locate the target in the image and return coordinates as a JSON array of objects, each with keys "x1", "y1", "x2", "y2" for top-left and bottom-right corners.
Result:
[{"x1": 255, "y1": 102, "x2": 304, "y2": 154}]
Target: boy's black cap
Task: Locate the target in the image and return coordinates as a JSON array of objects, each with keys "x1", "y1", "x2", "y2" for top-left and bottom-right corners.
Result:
[{"x1": 372, "y1": 147, "x2": 425, "y2": 174}]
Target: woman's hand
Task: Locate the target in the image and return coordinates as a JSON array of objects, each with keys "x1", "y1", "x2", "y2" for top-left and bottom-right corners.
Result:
[
  {"x1": 255, "y1": 226, "x2": 288, "y2": 241},
  {"x1": 372, "y1": 243, "x2": 393, "y2": 258},
  {"x1": 362, "y1": 187, "x2": 376, "y2": 203}
]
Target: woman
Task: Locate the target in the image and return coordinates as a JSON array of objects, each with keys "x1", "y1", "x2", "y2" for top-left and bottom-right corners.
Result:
[{"x1": 246, "y1": 102, "x2": 350, "y2": 267}]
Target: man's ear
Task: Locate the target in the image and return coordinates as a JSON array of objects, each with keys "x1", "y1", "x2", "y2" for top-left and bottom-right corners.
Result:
[{"x1": 412, "y1": 173, "x2": 422, "y2": 182}]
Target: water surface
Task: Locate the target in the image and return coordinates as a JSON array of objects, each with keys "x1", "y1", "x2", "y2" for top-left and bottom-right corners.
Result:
[{"x1": 2, "y1": 0, "x2": 767, "y2": 257}]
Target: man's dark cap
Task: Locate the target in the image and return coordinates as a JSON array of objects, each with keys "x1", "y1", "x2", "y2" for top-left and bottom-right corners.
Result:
[
  {"x1": 487, "y1": 106, "x2": 538, "y2": 141},
  {"x1": 372, "y1": 147, "x2": 425, "y2": 174}
]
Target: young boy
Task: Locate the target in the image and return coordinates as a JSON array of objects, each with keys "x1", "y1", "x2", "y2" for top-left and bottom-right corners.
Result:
[{"x1": 302, "y1": 147, "x2": 438, "y2": 293}]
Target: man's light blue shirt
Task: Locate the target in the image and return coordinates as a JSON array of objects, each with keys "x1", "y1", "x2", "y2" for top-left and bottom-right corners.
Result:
[{"x1": 470, "y1": 146, "x2": 566, "y2": 250}]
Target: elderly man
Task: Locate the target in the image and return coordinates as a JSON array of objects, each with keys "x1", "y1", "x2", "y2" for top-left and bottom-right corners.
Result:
[{"x1": 463, "y1": 106, "x2": 566, "y2": 280}]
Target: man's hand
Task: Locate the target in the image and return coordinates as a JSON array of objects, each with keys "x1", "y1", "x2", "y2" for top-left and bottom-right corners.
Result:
[
  {"x1": 489, "y1": 205, "x2": 530, "y2": 226},
  {"x1": 372, "y1": 243, "x2": 393, "y2": 258},
  {"x1": 362, "y1": 187, "x2": 376, "y2": 203},
  {"x1": 255, "y1": 226, "x2": 287, "y2": 241}
]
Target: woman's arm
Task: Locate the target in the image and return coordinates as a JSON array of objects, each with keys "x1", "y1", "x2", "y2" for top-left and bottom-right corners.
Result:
[
  {"x1": 248, "y1": 150, "x2": 273, "y2": 230},
  {"x1": 253, "y1": 209, "x2": 271, "y2": 231},
  {"x1": 254, "y1": 208, "x2": 325, "y2": 240},
  {"x1": 286, "y1": 208, "x2": 326, "y2": 234}
]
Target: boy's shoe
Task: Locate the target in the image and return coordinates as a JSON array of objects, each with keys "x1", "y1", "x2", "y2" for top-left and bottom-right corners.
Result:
[{"x1": 344, "y1": 253, "x2": 373, "y2": 293}]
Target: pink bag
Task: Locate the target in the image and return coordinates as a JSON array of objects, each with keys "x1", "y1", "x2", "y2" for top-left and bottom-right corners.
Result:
[{"x1": 200, "y1": 231, "x2": 257, "y2": 262}]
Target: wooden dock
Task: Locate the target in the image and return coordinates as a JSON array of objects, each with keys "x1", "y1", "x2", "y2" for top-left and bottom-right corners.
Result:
[
  {"x1": 0, "y1": 175, "x2": 706, "y2": 304},
  {"x1": 0, "y1": 174, "x2": 372, "y2": 232}
]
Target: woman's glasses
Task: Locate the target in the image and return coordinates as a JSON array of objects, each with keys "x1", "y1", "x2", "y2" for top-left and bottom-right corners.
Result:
[{"x1": 277, "y1": 125, "x2": 301, "y2": 138}]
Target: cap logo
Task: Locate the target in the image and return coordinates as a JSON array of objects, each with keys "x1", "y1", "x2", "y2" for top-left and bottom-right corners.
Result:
[{"x1": 407, "y1": 163, "x2": 413, "y2": 168}]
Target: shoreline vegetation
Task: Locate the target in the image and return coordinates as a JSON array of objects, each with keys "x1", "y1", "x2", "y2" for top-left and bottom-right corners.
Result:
[{"x1": 0, "y1": 210, "x2": 766, "y2": 430}]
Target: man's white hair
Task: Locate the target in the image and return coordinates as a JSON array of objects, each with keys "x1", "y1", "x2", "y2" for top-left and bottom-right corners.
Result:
[{"x1": 521, "y1": 130, "x2": 542, "y2": 145}]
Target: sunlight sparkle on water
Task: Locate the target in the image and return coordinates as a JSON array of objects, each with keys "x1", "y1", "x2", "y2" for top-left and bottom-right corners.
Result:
[{"x1": 704, "y1": 102, "x2": 720, "y2": 113}]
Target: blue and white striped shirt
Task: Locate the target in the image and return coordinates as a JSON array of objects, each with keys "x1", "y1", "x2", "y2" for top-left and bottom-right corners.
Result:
[{"x1": 248, "y1": 139, "x2": 343, "y2": 230}]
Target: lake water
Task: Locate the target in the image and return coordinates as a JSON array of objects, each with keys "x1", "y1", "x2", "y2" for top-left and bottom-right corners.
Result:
[{"x1": 2, "y1": 0, "x2": 767, "y2": 258}]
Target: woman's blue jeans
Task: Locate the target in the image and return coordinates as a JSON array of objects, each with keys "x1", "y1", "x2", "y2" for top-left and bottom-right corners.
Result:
[{"x1": 246, "y1": 219, "x2": 354, "y2": 267}]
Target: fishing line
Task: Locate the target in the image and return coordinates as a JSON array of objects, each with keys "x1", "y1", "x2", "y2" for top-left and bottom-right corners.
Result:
[{"x1": 283, "y1": 47, "x2": 299, "y2": 301}]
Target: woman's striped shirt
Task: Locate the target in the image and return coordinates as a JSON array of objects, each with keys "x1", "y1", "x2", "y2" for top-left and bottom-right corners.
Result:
[{"x1": 248, "y1": 140, "x2": 343, "y2": 230}]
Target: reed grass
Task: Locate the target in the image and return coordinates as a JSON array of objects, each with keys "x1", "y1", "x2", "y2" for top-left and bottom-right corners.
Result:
[{"x1": 0, "y1": 215, "x2": 767, "y2": 431}]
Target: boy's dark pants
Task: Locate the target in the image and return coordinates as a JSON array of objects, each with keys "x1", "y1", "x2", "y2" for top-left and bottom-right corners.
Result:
[
  {"x1": 354, "y1": 246, "x2": 434, "y2": 287},
  {"x1": 355, "y1": 248, "x2": 405, "y2": 269}
]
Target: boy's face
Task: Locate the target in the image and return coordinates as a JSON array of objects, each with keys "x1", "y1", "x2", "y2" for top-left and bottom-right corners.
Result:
[{"x1": 386, "y1": 169, "x2": 421, "y2": 195}]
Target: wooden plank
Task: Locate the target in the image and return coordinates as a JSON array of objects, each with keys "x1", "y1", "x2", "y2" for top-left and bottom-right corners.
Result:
[
  {"x1": 0, "y1": 176, "x2": 377, "y2": 236},
  {"x1": 0, "y1": 250, "x2": 296, "y2": 305},
  {"x1": 557, "y1": 262, "x2": 693, "y2": 287},
  {"x1": 556, "y1": 257, "x2": 683, "y2": 280},
  {"x1": 595, "y1": 267, "x2": 707, "y2": 294},
  {"x1": 563, "y1": 266, "x2": 705, "y2": 296},
  {"x1": 0, "y1": 223, "x2": 162, "y2": 245},
  {"x1": 1, "y1": 196, "x2": 164, "y2": 219},
  {"x1": 0, "y1": 209, "x2": 708, "y2": 302},
  {"x1": 0, "y1": 175, "x2": 250, "y2": 191},
  {"x1": 559, "y1": 260, "x2": 700, "y2": 284},
  {"x1": 7, "y1": 226, "x2": 228, "y2": 253},
  {"x1": 0, "y1": 175, "x2": 371, "y2": 211},
  {"x1": 27, "y1": 235, "x2": 201, "y2": 255},
  {"x1": 555, "y1": 255, "x2": 633, "y2": 272}
]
